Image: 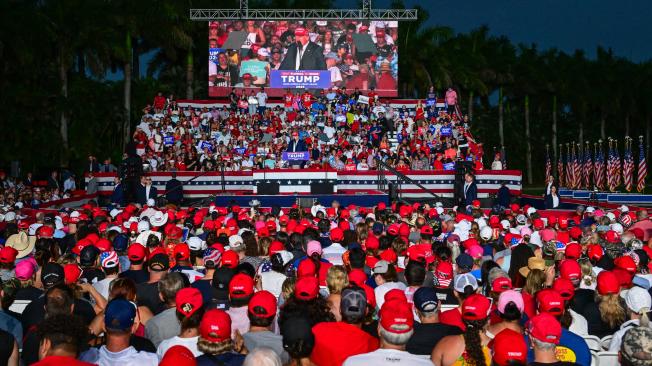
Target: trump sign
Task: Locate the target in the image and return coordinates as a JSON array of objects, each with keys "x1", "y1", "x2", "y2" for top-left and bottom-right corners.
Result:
[{"x1": 270, "y1": 70, "x2": 331, "y2": 89}]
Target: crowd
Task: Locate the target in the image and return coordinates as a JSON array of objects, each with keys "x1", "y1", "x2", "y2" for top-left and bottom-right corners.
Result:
[
  {"x1": 142, "y1": 88, "x2": 484, "y2": 173},
  {"x1": 0, "y1": 198, "x2": 648, "y2": 365},
  {"x1": 208, "y1": 20, "x2": 399, "y2": 90}
]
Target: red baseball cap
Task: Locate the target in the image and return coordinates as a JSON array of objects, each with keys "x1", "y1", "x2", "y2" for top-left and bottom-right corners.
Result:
[
  {"x1": 268, "y1": 241, "x2": 284, "y2": 256},
  {"x1": 384, "y1": 288, "x2": 407, "y2": 303},
  {"x1": 569, "y1": 226, "x2": 582, "y2": 240},
  {"x1": 294, "y1": 27, "x2": 308, "y2": 37},
  {"x1": 221, "y1": 250, "x2": 239, "y2": 268},
  {"x1": 63, "y1": 263, "x2": 82, "y2": 285},
  {"x1": 95, "y1": 238, "x2": 112, "y2": 252},
  {"x1": 330, "y1": 228, "x2": 344, "y2": 242},
  {"x1": 297, "y1": 259, "x2": 317, "y2": 278},
  {"x1": 199, "y1": 309, "x2": 231, "y2": 343},
  {"x1": 614, "y1": 255, "x2": 638, "y2": 274},
  {"x1": 420, "y1": 225, "x2": 434, "y2": 236},
  {"x1": 527, "y1": 313, "x2": 561, "y2": 344},
  {"x1": 597, "y1": 271, "x2": 620, "y2": 295},
  {"x1": 348, "y1": 269, "x2": 367, "y2": 286},
  {"x1": 365, "y1": 235, "x2": 379, "y2": 250},
  {"x1": 379, "y1": 299, "x2": 413, "y2": 334},
  {"x1": 0, "y1": 247, "x2": 18, "y2": 264},
  {"x1": 536, "y1": 289, "x2": 565, "y2": 316},
  {"x1": 492, "y1": 328, "x2": 527, "y2": 366},
  {"x1": 72, "y1": 238, "x2": 92, "y2": 255},
  {"x1": 587, "y1": 244, "x2": 604, "y2": 261},
  {"x1": 127, "y1": 243, "x2": 147, "y2": 262},
  {"x1": 37, "y1": 225, "x2": 54, "y2": 238},
  {"x1": 552, "y1": 278, "x2": 575, "y2": 300},
  {"x1": 176, "y1": 287, "x2": 203, "y2": 317},
  {"x1": 248, "y1": 290, "x2": 277, "y2": 318},
  {"x1": 295, "y1": 276, "x2": 319, "y2": 301},
  {"x1": 229, "y1": 274, "x2": 254, "y2": 299},
  {"x1": 160, "y1": 345, "x2": 196, "y2": 366},
  {"x1": 491, "y1": 277, "x2": 513, "y2": 293},
  {"x1": 173, "y1": 243, "x2": 191, "y2": 261},
  {"x1": 461, "y1": 294, "x2": 491, "y2": 321},
  {"x1": 559, "y1": 260, "x2": 581, "y2": 283},
  {"x1": 605, "y1": 230, "x2": 620, "y2": 243},
  {"x1": 564, "y1": 243, "x2": 582, "y2": 260}
]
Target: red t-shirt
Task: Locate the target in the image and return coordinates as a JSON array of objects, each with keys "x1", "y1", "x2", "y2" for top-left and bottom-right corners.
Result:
[
  {"x1": 311, "y1": 322, "x2": 379, "y2": 366},
  {"x1": 301, "y1": 93, "x2": 312, "y2": 109},
  {"x1": 439, "y1": 307, "x2": 465, "y2": 331},
  {"x1": 33, "y1": 355, "x2": 96, "y2": 366},
  {"x1": 284, "y1": 93, "x2": 293, "y2": 107}
]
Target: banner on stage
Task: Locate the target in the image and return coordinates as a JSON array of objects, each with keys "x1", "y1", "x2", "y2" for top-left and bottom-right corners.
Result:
[
  {"x1": 270, "y1": 70, "x2": 330, "y2": 89},
  {"x1": 282, "y1": 151, "x2": 310, "y2": 161}
]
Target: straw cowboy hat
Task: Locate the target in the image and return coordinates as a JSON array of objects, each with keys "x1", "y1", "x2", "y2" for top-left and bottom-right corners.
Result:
[
  {"x1": 519, "y1": 257, "x2": 546, "y2": 278},
  {"x1": 5, "y1": 232, "x2": 36, "y2": 259}
]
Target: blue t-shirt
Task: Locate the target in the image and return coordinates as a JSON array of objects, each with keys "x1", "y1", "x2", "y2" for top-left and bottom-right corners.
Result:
[{"x1": 526, "y1": 328, "x2": 591, "y2": 366}]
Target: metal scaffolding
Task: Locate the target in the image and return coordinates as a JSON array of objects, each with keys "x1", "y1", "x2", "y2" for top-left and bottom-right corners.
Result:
[{"x1": 190, "y1": 0, "x2": 417, "y2": 21}]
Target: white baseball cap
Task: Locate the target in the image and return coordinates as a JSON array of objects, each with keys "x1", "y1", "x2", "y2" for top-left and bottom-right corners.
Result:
[
  {"x1": 621, "y1": 286, "x2": 651, "y2": 314},
  {"x1": 453, "y1": 273, "x2": 478, "y2": 293}
]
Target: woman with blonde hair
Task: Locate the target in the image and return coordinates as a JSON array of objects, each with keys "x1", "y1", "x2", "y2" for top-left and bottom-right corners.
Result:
[
  {"x1": 325, "y1": 265, "x2": 349, "y2": 321},
  {"x1": 584, "y1": 271, "x2": 626, "y2": 338}
]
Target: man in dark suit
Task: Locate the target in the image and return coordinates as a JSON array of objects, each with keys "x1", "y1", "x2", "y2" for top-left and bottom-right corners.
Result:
[
  {"x1": 110, "y1": 177, "x2": 125, "y2": 207},
  {"x1": 286, "y1": 131, "x2": 307, "y2": 169},
  {"x1": 165, "y1": 172, "x2": 183, "y2": 206},
  {"x1": 136, "y1": 176, "x2": 158, "y2": 205},
  {"x1": 463, "y1": 172, "x2": 478, "y2": 207},
  {"x1": 279, "y1": 27, "x2": 327, "y2": 71},
  {"x1": 543, "y1": 175, "x2": 558, "y2": 209}
]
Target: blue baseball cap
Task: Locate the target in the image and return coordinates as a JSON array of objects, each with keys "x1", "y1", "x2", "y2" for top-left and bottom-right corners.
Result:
[
  {"x1": 105, "y1": 298, "x2": 136, "y2": 332},
  {"x1": 413, "y1": 287, "x2": 439, "y2": 313},
  {"x1": 112, "y1": 234, "x2": 128, "y2": 252},
  {"x1": 455, "y1": 253, "x2": 474, "y2": 272}
]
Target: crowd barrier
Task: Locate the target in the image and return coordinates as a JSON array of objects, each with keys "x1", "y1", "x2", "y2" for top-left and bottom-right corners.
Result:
[
  {"x1": 88, "y1": 169, "x2": 522, "y2": 199},
  {"x1": 177, "y1": 98, "x2": 444, "y2": 111}
]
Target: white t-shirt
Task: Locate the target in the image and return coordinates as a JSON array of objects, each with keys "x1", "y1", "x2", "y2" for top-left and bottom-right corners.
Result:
[
  {"x1": 569, "y1": 309, "x2": 589, "y2": 336},
  {"x1": 157, "y1": 336, "x2": 203, "y2": 360},
  {"x1": 93, "y1": 276, "x2": 117, "y2": 300},
  {"x1": 256, "y1": 92, "x2": 268, "y2": 106},
  {"x1": 322, "y1": 243, "x2": 346, "y2": 266},
  {"x1": 343, "y1": 348, "x2": 433, "y2": 366},
  {"x1": 374, "y1": 281, "x2": 407, "y2": 310},
  {"x1": 260, "y1": 271, "x2": 287, "y2": 299},
  {"x1": 81, "y1": 345, "x2": 158, "y2": 366}
]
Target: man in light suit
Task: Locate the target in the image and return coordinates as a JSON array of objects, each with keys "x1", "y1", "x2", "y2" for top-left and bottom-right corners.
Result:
[
  {"x1": 279, "y1": 27, "x2": 327, "y2": 71},
  {"x1": 463, "y1": 172, "x2": 478, "y2": 207}
]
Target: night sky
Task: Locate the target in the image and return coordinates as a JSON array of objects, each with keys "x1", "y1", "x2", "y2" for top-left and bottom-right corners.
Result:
[{"x1": 337, "y1": 0, "x2": 652, "y2": 62}]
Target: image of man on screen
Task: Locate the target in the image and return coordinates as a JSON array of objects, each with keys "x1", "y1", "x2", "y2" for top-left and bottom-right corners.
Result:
[{"x1": 279, "y1": 27, "x2": 326, "y2": 71}]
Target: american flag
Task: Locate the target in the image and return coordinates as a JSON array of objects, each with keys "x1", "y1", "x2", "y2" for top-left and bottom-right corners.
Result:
[
  {"x1": 607, "y1": 141, "x2": 618, "y2": 192},
  {"x1": 594, "y1": 143, "x2": 605, "y2": 190},
  {"x1": 573, "y1": 145, "x2": 581, "y2": 189},
  {"x1": 638, "y1": 137, "x2": 647, "y2": 192},
  {"x1": 623, "y1": 138, "x2": 634, "y2": 192},
  {"x1": 614, "y1": 141, "x2": 622, "y2": 188},
  {"x1": 557, "y1": 146, "x2": 565, "y2": 187},
  {"x1": 566, "y1": 145, "x2": 573, "y2": 188},
  {"x1": 583, "y1": 143, "x2": 592, "y2": 189},
  {"x1": 545, "y1": 146, "x2": 552, "y2": 183}
]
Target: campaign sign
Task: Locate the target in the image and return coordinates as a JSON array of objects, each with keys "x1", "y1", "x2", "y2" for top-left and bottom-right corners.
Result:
[
  {"x1": 240, "y1": 60, "x2": 268, "y2": 80},
  {"x1": 209, "y1": 48, "x2": 223, "y2": 63},
  {"x1": 282, "y1": 151, "x2": 310, "y2": 161},
  {"x1": 443, "y1": 162, "x2": 455, "y2": 170},
  {"x1": 164, "y1": 136, "x2": 175, "y2": 146},
  {"x1": 426, "y1": 98, "x2": 436, "y2": 107},
  {"x1": 440, "y1": 127, "x2": 452, "y2": 136},
  {"x1": 200, "y1": 141, "x2": 213, "y2": 151},
  {"x1": 234, "y1": 147, "x2": 246, "y2": 155},
  {"x1": 270, "y1": 70, "x2": 331, "y2": 89}
]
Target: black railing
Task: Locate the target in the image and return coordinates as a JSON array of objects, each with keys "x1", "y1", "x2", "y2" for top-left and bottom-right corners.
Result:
[{"x1": 374, "y1": 157, "x2": 440, "y2": 200}]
